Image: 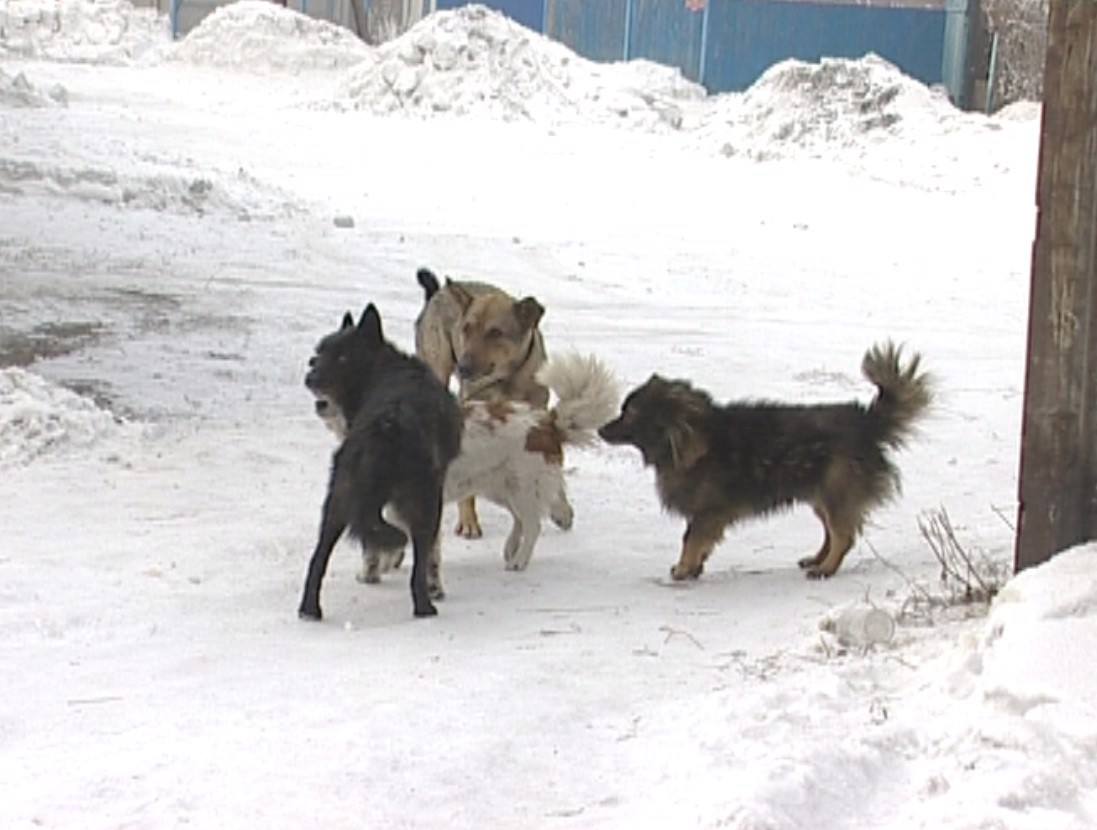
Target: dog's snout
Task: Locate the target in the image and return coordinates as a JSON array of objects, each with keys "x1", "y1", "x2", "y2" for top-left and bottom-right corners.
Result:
[
  {"x1": 308, "y1": 356, "x2": 317, "y2": 369},
  {"x1": 456, "y1": 360, "x2": 475, "y2": 380}
]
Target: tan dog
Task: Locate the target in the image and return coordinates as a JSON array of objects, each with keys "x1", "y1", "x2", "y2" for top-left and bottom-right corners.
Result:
[{"x1": 414, "y1": 267, "x2": 572, "y2": 537}]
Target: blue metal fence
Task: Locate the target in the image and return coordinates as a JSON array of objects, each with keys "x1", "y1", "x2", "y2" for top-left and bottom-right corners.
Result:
[
  {"x1": 702, "y1": 0, "x2": 946, "y2": 92},
  {"x1": 435, "y1": 0, "x2": 545, "y2": 33},
  {"x1": 544, "y1": 0, "x2": 628, "y2": 62},
  {"x1": 170, "y1": 0, "x2": 965, "y2": 103},
  {"x1": 542, "y1": 0, "x2": 951, "y2": 95}
]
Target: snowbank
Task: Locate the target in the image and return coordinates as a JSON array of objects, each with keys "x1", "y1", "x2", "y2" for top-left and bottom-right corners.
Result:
[
  {"x1": 164, "y1": 1, "x2": 372, "y2": 73},
  {"x1": 0, "y1": 158, "x2": 297, "y2": 219},
  {"x1": 0, "y1": 0, "x2": 168, "y2": 65},
  {"x1": 698, "y1": 54, "x2": 960, "y2": 160},
  {"x1": 0, "y1": 368, "x2": 128, "y2": 466},
  {"x1": 330, "y1": 3, "x2": 703, "y2": 129},
  {"x1": 0, "y1": 66, "x2": 67, "y2": 107}
]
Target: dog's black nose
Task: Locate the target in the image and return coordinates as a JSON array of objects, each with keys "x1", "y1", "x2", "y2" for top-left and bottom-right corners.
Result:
[
  {"x1": 456, "y1": 361, "x2": 475, "y2": 380},
  {"x1": 308, "y1": 357, "x2": 317, "y2": 368}
]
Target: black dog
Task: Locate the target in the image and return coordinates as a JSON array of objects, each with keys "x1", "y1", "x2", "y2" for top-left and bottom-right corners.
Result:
[
  {"x1": 598, "y1": 342, "x2": 931, "y2": 581},
  {"x1": 299, "y1": 304, "x2": 462, "y2": 619}
]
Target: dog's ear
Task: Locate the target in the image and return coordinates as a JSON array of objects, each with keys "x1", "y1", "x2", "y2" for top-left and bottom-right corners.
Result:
[
  {"x1": 514, "y1": 297, "x2": 544, "y2": 331},
  {"x1": 357, "y1": 304, "x2": 383, "y2": 346},
  {"x1": 341, "y1": 311, "x2": 354, "y2": 330},
  {"x1": 665, "y1": 422, "x2": 708, "y2": 470},
  {"x1": 446, "y1": 279, "x2": 474, "y2": 313}
]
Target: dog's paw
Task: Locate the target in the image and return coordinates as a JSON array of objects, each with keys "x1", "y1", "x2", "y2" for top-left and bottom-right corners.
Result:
[
  {"x1": 804, "y1": 566, "x2": 834, "y2": 581},
  {"x1": 428, "y1": 583, "x2": 446, "y2": 601},
  {"x1": 504, "y1": 558, "x2": 529, "y2": 572},
  {"x1": 670, "y1": 563, "x2": 703, "y2": 581},
  {"x1": 357, "y1": 569, "x2": 381, "y2": 585},
  {"x1": 298, "y1": 602, "x2": 323, "y2": 621},
  {"x1": 550, "y1": 500, "x2": 574, "y2": 531},
  {"x1": 797, "y1": 555, "x2": 823, "y2": 570},
  {"x1": 455, "y1": 517, "x2": 483, "y2": 539},
  {"x1": 413, "y1": 601, "x2": 438, "y2": 618}
]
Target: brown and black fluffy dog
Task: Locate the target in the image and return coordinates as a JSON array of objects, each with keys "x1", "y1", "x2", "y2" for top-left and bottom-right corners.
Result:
[{"x1": 598, "y1": 342, "x2": 931, "y2": 581}]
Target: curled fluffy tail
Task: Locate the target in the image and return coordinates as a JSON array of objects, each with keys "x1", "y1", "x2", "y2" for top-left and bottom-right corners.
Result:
[
  {"x1": 536, "y1": 352, "x2": 619, "y2": 448},
  {"x1": 862, "y1": 341, "x2": 932, "y2": 449},
  {"x1": 416, "y1": 268, "x2": 440, "y2": 303}
]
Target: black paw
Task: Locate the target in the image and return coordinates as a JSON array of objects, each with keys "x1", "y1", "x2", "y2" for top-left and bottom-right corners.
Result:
[
  {"x1": 414, "y1": 601, "x2": 438, "y2": 618},
  {"x1": 298, "y1": 602, "x2": 322, "y2": 621}
]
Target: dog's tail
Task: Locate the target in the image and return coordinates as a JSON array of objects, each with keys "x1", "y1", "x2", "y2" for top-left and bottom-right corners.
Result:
[
  {"x1": 537, "y1": 352, "x2": 619, "y2": 448},
  {"x1": 862, "y1": 341, "x2": 932, "y2": 449},
  {"x1": 416, "y1": 268, "x2": 440, "y2": 303}
]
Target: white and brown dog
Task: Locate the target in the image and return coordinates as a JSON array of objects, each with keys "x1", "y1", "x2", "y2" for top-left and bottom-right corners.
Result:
[{"x1": 313, "y1": 352, "x2": 618, "y2": 593}]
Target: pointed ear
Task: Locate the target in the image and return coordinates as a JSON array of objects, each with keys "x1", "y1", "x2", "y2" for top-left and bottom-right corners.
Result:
[
  {"x1": 341, "y1": 312, "x2": 354, "y2": 330},
  {"x1": 357, "y1": 304, "x2": 383, "y2": 345},
  {"x1": 666, "y1": 422, "x2": 708, "y2": 470},
  {"x1": 445, "y1": 279, "x2": 474, "y2": 313},
  {"x1": 514, "y1": 297, "x2": 544, "y2": 331}
]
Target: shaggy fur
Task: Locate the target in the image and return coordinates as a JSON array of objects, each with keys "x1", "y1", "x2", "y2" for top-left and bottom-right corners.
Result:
[
  {"x1": 598, "y1": 342, "x2": 932, "y2": 581},
  {"x1": 316, "y1": 353, "x2": 619, "y2": 593},
  {"x1": 413, "y1": 267, "x2": 568, "y2": 539},
  {"x1": 299, "y1": 305, "x2": 462, "y2": 620}
]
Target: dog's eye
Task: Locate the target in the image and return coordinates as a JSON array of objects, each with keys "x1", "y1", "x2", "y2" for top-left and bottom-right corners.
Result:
[{"x1": 486, "y1": 327, "x2": 503, "y2": 340}]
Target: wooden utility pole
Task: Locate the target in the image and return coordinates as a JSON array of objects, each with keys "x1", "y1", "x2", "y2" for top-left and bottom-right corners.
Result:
[{"x1": 1015, "y1": 0, "x2": 1097, "y2": 571}]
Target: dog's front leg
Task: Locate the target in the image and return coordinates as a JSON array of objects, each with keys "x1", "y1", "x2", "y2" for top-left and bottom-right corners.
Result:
[
  {"x1": 671, "y1": 515, "x2": 726, "y2": 581},
  {"x1": 299, "y1": 493, "x2": 347, "y2": 620},
  {"x1": 455, "y1": 496, "x2": 483, "y2": 538}
]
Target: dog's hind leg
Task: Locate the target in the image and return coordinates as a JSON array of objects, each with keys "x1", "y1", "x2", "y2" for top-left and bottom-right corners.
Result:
[
  {"x1": 549, "y1": 482, "x2": 574, "y2": 531},
  {"x1": 427, "y1": 532, "x2": 444, "y2": 600},
  {"x1": 502, "y1": 509, "x2": 523, "y2": 566},
  {"x1": 408, "y1": 490, "x2": 444, "y2": 617},
  {"x1": 803, "y1": 507, "x2": 857, "y2": 580},
  {"x1": 299, "y1": 492, "x2": 347, "y2": 621},
  {"x1": 504, "y1": 502, "x2": 541, "y2": 571},
  {"x1": 671, "y1": 514, "x2": 727, "y2": 581},
  {"x1": 798, "y1": 505, "x2": 832, "y2": 571}
]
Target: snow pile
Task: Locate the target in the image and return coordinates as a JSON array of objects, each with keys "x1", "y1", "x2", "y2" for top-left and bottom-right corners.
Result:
[
  {"x1": 0, "y1": 0, "x2": 168, "y2": 65},
  {"x1": 0, "y1": 67, "x2": 68, "y2": 108},
  {"x1": 164, "y1": 1, "x2": 372, "y2": 74},
  {"x1": 0, "y1": 368, "x2": 127, "y2": 466},
  {"x1": 910, "y1": 545, "x2": 1097, "y2": 828},
  {"x1": 331, "y1": 4, "x2": 703, "y2": 129},
  {"x1": 700, "y1": 54, "x2": 958, "y2": 160}
]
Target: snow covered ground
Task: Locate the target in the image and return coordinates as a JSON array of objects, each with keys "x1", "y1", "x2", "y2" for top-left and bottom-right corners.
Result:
[{"x1": 3, "y1": 3, "x2": 1093, "y2": 829}]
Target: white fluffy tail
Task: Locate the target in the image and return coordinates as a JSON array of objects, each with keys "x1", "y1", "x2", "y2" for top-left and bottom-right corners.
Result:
[{"x1": 536, "y1": 352, "x2": 619, "y2": 448}]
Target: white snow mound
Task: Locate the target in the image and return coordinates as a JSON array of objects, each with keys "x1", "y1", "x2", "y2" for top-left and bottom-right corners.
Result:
[
  {"x1": 0, "y1": 0, "x2": 168, "y2": 65},
  {"x1": 165, "y1": 1, "x2": 373, "y2": 73},
  {"x1": 700, "y1": 53, "x2": 960, "y2": 159},
  {"x1": 0, "y1": 67, "x2": 68, "y2": 108},
  {"x1": 331, "y1": 3, "x2": 703, "y2": 129},
  {"x1": 0, "y1": 368, "x2": 127, "y2": 466}
]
